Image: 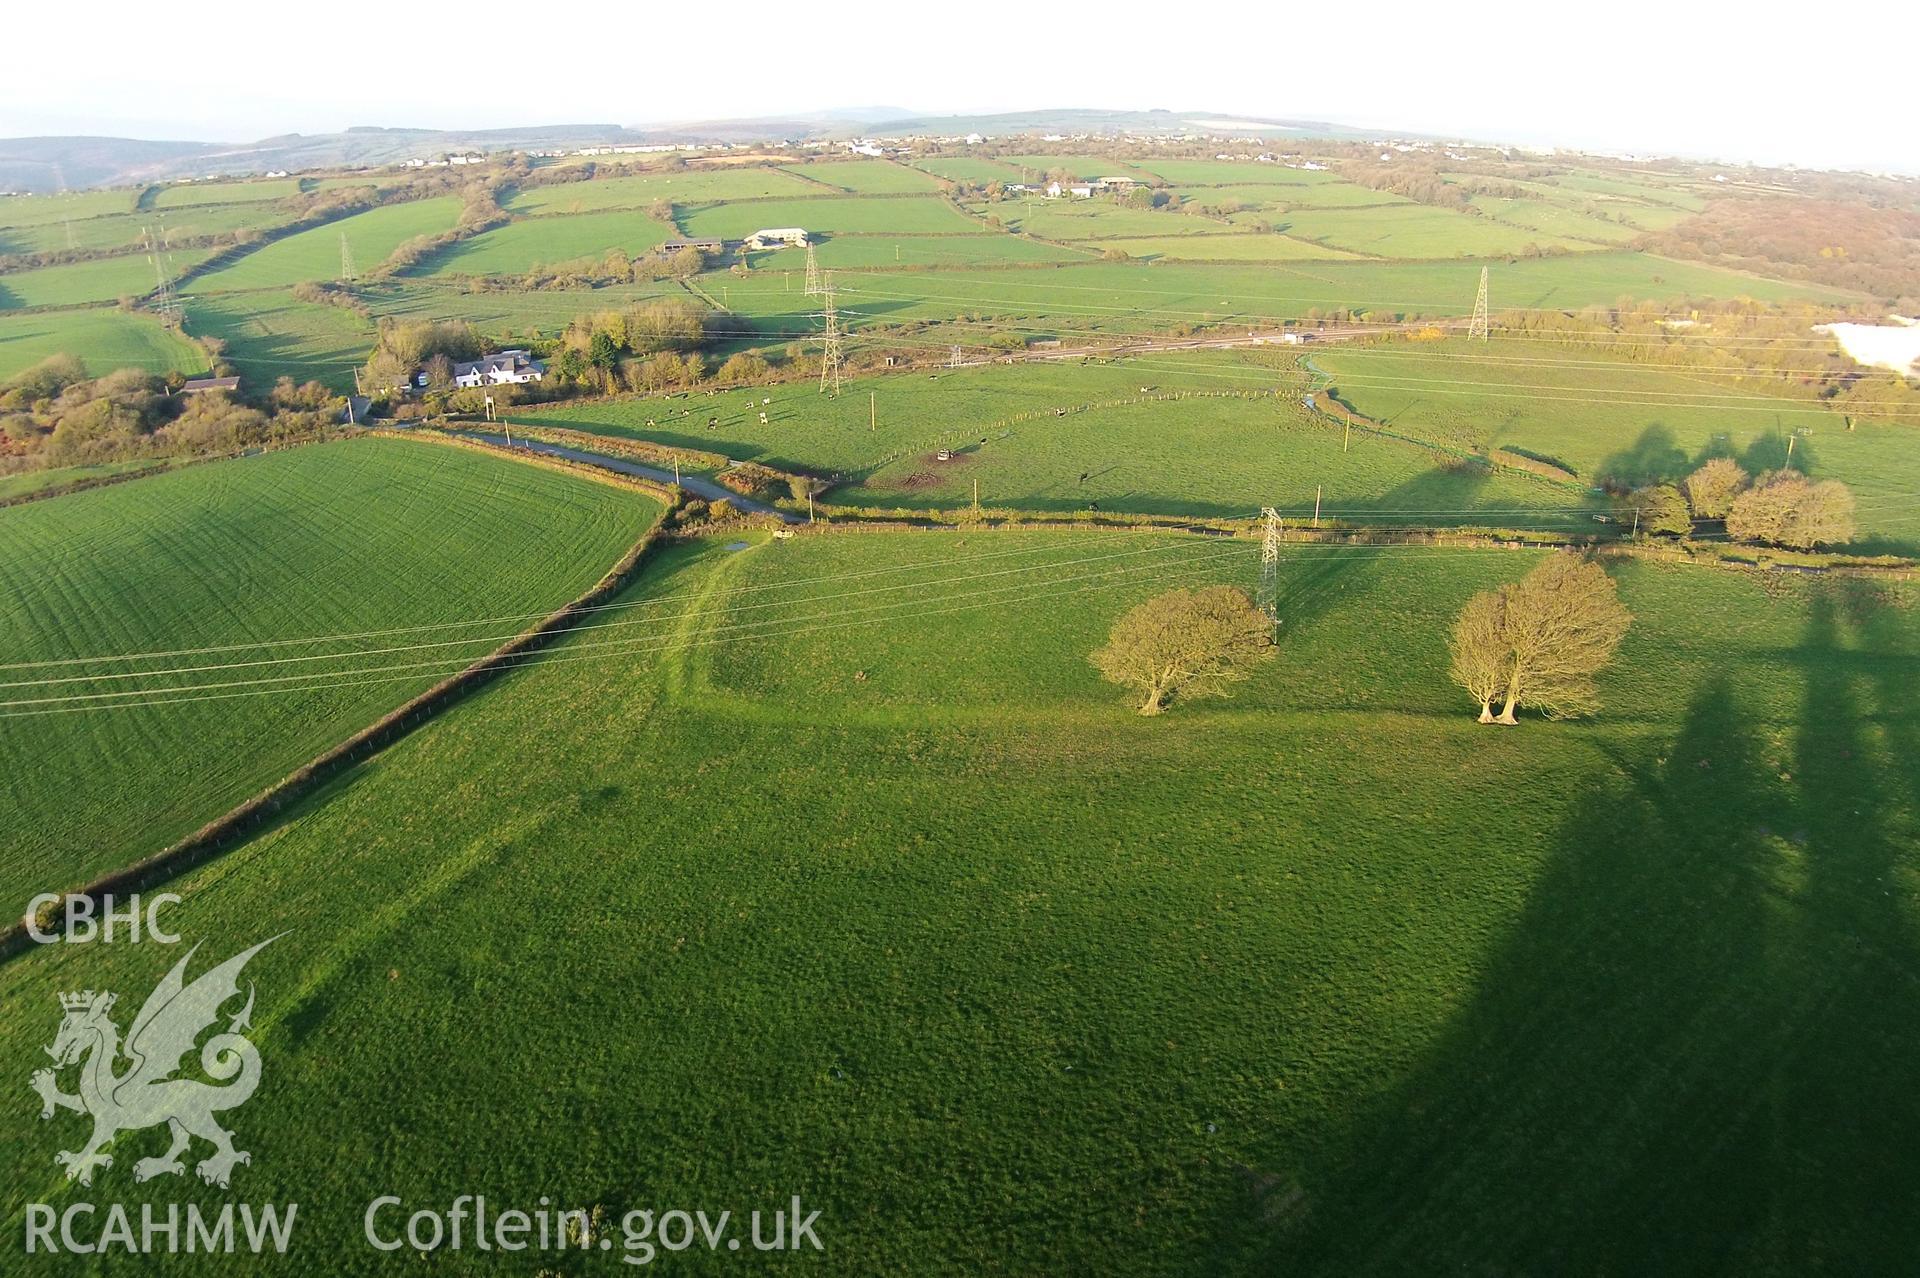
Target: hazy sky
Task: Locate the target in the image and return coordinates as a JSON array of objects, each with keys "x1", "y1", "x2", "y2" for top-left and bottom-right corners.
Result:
[{"x1": 9, "y1": 1, "x2": 1915, "y2": 173}]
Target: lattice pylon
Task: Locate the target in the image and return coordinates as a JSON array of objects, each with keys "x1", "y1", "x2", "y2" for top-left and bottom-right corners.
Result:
[
  {"x1": 340, "y1": 231, "x2": 356, "y2": 284},
  {"x1": 1257, "y1": 506, "x2": 1282, "y2": 629},
  {"x1": 1467, "y1": 265, "x2": 1490, "y2": 342},
  {"x1": 802, "y1": 241, "x2": 821, "y2": 296},
  {"x1": 817, "y1": 273, "x2": 842, "y2": 396}
]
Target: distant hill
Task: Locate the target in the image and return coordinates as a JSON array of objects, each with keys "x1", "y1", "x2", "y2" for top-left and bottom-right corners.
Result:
[
  {"x1": 0, "y1": 136, "x2": 216, "y2": 194},
  {"x1": 0, "y1": 107, "x2": 1392, "y2": 193}
]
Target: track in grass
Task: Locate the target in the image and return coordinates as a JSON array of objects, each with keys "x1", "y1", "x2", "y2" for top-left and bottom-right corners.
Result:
[{"x1": 0, "y1": 532, "x2": 1909, "y2": 1272}]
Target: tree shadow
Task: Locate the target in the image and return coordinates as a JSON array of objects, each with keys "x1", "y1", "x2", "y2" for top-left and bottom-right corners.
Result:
[
  {"x1": 1216, "y1": 595, "x2": 1920, "y2": 1272},
  {"x1": 1595, "y1": 422, "x2": 1691, "y2": 487},
  {"x1": 1270, "y1": 465, "x2": 1498, "y2": 637}
]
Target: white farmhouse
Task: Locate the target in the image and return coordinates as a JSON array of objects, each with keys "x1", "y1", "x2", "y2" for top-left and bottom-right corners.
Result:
[
  {"x1": 744, "y1": 227, "x2": 810, "y2": 250},
  {"x1": 414, "y1": 349, "x2": 546, "y2": 390}
]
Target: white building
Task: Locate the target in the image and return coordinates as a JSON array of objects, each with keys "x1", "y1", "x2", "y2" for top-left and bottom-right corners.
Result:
[
  {"x1": 414, "y1": 350, "x2": 546, "y2": 390},
  {"x1": 744, "y1": 227, "x2": 810, "y2": 250}
]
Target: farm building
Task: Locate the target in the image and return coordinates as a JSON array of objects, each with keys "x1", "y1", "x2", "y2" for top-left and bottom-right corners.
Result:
[
  {"x1": 1045, "y1": 182, "x2": 1095, "y2": 199},
  {"x1": 660, "y1": 238, "x2": 726, "y2": 255},
  {"x1": 744, "y1": 227, "x2": 810, "y2": 250},
  {"x1": 412, "y1": 350, "x2": 546, "y2": 390},
  {"x1": 180, "y1": 376, "x2": 241, "y2": 394}
]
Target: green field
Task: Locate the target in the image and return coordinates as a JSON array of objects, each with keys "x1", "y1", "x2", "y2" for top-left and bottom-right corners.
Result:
[
  {"x1": 911, "y1": 155, "x2": 1026, "y2": 184},
  {"x1": 781, "y1": 159, "x2": 945, "y2": 193},
  {"x1": 419, "y1": 210, "x2": 673, "y2": 276},
  {"x1": 1136, "y1": 159, "x2": 1344, "y2": 185},
  {"x1": 1092, "y1": 234, "x2": 1364, "y2": 262},
  {"x1": 516, "y1": 351, "x2": 1581, "y2": 521},
  {"x1": 0, "y1": 458, "x2": 174, "y2": 500},
  {"x1": 0, "y1": 203, "x2": 297, "y2": 257},
  {"x1": 1470, "y1": 194, "x2": 1644, "y2": 244},
  {"x1": 708, "y1": 253, "x2": 1854, "y2": 341},
  {"x1": 0, "y1": 437, "x2": 660, "y2": 899},
  {"x1": 680, "y1": 196, "x2": 983, "y2": 238},
  {"x1": 0, "y1": 188, "x2": 137, "y2": 228},
  {"x1": 188, "y1": 198, "x2": 464, "y2": 292},
  {"x1": 754, "y1": 232, "x2": 1092, "y2": 269},
  {"x1": 182, "y1": 289, "x2": 377, "y2": 391},
  {"x1": 0, "y1": 528, "x2": 1910, "y2": 1272},
  {"x1": 0, "y1": 249, "x2": 214, "y2": 309},
  {"x1": 1312, "y1": 337, "x2": 1920, "y2": 551},
  {"x1": 998, "y1": 154, "x2": 1158, "y2": 181},
  {"x1": 151, "y1": 179, "x2": 302, "y2": 208},
  {"x1": 1276, "y1": 204, "x2": 1595, "y2": 258},
  {"x1": 504, "y1": 167, "x2": 820, "y2": 215},
  {"x1": 0, "y1": 305, "x2": 204, "y2": 380},
  {"x1": 358, "y1": 278, "x2": 685, "y2": 331},
  {"x1": 991, "y1": 199, "x2": 1243, "y2": 239},
  {"x1": 1174, "y1": 182, "x2": 1395, "y2": 210}
]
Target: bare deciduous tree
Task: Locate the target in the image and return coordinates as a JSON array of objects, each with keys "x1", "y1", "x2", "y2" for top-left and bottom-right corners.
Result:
[
  {"x1": 1449, "y1": 554, "x2": 1632, "y2": 724},
  {"x1": 1092, "y1": 585, "x2": 1273, "y2": 715}
]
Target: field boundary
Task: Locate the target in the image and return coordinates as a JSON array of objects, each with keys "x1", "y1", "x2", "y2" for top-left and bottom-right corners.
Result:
[{"x1": 1, "y1": 435, "x2": 679, "y2": 958}]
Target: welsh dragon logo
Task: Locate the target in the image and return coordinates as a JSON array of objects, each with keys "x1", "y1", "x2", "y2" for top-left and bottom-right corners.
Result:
[{"x1": 30, "y1": 937, "x2": 278, "y2": 1189}]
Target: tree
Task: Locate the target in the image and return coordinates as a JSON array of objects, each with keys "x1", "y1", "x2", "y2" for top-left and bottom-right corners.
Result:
[
  {"x1": 1682, "y1": 457, "x2": 1749, "y2": 519},
  {"x1": 1091, "y1": 585, "x2": 1274, "y2": 716},
  {"x1": 1448, "y1": 554, "x2": 1632, "y2": 725},
  {"x1": 1620, "y1": 483, "x2": 1691, "y2": 536},
  {"x1": 1726, "y1": 470, "x2": 1856, "y2": 548}
]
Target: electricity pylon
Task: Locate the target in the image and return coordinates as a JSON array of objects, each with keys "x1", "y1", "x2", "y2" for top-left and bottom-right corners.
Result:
[
  {"x1": 1467, "y1": 265, "x2": 1490, "y2": 342},
  {"x1": 802, "y1": 241, "x2": 821, "y2": 296},
  {"x1": 339, "y1": 232, "x2": 356, "y2": 284},
  {"x1": 817, "y1": 273, "x2": 842, "y2": 396},
  {"x1": 1257, "y1": 506, "x2": 1282, "y2": 630},
  {"x1": 142, "y1": 222, "x2": 179, "y2": 325}
]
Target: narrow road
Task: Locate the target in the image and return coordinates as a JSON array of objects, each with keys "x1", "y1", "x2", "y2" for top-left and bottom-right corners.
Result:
[{"x1": 457, "y1": 431, "x2": 803, "y2": 524}]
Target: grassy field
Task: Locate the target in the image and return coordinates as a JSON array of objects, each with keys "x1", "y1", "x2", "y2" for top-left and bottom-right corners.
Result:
[
  {"x1": 0, "y1": 188, "x2": 136, "y2": 228},
  {"x1": 990, "y1": 199, "x2": 1244, "y2": 239},
  {"x1": 504, "y1": 167, "x2": 821, "y2": 215},
  {"x1": 709, "y1": 253, "x2": 1855, "y2": 341},
  {"x1": 516, "y1": 350, "x2": 1582, "y2": 521},
  {"x1": 998, "y1": 154, "x2": 1159, "y2": 180},
  {"x1": 1230, "y1": 182, "x2": 1411, "y2": 210},
  {"x1": 0, "y1": 249, "x2": 214, "y2": 310},
  {"x1": 417, "y1": 210, "x2": 672, "y2": 276},
  {"x1": 151, "y1": 179, "x2": 302, "y2": 208},
  {"x1": 911, "y1": 155, "x2": 1026, "y2": 184},
  {"x1": 1135, "y1": 159, "x2": 1347, "y2": 185},
  {"x1": 0, "y1": 530, "x2": 1909, "y2": 1273},
  {"x1": 0, "y1": 437, "x2": 660, "y2": 900},
  {"x1": 754, "y1": 232, "x2": 1093, "y2": 269},
  {"x1": 0, "y1": 203, "x2": 297, "y2": 257},
  {"x1": 680, "y1": 196, "x2": 982, "y2": 238},
  {"x1": 1469, "y1": 195, "x2": 1643, "y2": 244},
  {"x1": 0, "y1": 458, "x2": 175, "y2": 500},
  {"x1": 1092, "y1": 235, "x2": 1365, "y2": 262},
  {"x1": 1275, "y1": 204, "x2": 1596, "y2": 258},
  {"x1": 0, "y1": 305, "x2": 204, "y2": 380},
  {"x1": 188, "y1": 198, "x2": 464, "y2": 292},
  {"x1": 181, "y1": 289, "x2": 376, "y2": 391},
  {"x1": 783, "y1": 159, "x2": 945, "y2": 194},
  {"x1": 359, "y1": 278, "x2": 685, "y2": 330},
  {"x1": 1311, "y1": 337, "x2": 1920, "y2": 551}
]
